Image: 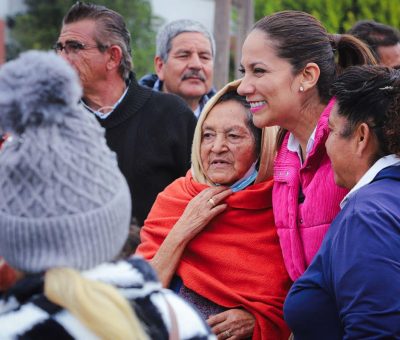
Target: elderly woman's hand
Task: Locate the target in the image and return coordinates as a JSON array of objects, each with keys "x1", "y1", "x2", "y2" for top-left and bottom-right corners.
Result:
[
  {"x1": 172, "y1": 186, "x2": 232, "y2": 242},
  {"x1": 149, "y1": 185, "x2": 232, "y2": 287},
  {"x1": 207, "y1": 308, "x2": 255, "y2": 339}
]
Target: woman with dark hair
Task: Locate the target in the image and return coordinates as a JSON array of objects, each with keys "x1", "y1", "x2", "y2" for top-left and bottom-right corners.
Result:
[
  {"x1": 136, "y1": 80, "x2": 291, "y2": 340},
  {"x1": 284, "y1": 65, "x2": 400, "y2": 338},
  {"x1": 237, "y1": 10, "x2": 377, "y2": 281}
]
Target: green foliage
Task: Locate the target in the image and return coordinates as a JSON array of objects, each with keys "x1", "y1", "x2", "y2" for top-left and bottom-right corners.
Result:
[
  {"x1": 254, "y1": 0, "x2": 400, "y2": 33},
  {"x1": 7, "y1": 0, "x2": 162, "y2": 77}
]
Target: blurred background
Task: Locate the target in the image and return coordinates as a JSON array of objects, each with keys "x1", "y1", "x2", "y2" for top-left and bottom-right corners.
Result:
[{"x1": 0, "y1": 0, "x2": 399, "y2": 90}]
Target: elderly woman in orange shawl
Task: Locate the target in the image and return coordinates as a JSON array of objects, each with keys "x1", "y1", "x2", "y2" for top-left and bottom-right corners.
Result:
[{"x1": 136, "y1": 80, "x2": 291, "y2": 340}]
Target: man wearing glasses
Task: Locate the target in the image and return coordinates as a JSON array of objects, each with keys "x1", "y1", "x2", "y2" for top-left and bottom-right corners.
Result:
[{"x1": 55, "y1": 2, "x2": 197, "y2": 236}]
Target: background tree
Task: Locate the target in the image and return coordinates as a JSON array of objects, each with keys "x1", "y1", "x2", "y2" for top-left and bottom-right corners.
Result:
[
  {"x1": 7, "y1": 0, "x2": 162, "y2": 78},
  {"x1": 254, "y1": 0, "x2": 399, "y2": 33}
]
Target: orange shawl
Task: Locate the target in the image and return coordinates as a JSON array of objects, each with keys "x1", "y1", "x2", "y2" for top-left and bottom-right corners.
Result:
[
  {"x1": 137, "y1": 171, "x2": 291, "y2": 340},
  {"x1": 0, "y1": 258, "x2": 17, "y2": 292}
]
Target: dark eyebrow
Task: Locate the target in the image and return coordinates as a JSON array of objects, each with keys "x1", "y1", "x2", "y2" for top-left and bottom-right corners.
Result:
[
  {"x1": 175, "y1": 49, "x2": 191, "y2": 54},
  {"x1": 65, "y1": 39, "x2": 83, "y2": 44},
  {"x1": 174, "y1": 48, "x2": 212, "y2": 56},
  {"x1": 249, "y1": 61, "x2": 267, "y2": 68}
]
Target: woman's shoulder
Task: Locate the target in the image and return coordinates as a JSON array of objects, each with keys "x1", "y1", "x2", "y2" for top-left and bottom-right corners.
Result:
[
  {"x1": 83, "y1": 257, "x2": 162, "y2": 292},
  {"x1": 84, "y1": 258, "x2": 216, "y2": 339},
  {"x1": 0, "y1": 274, "x2": 97, "y2": 339}
]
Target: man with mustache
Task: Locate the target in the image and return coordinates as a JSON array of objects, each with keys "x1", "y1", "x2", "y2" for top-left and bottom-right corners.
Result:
[{"x1": 140, "y1": 19, "x2": 215, "y2": 118}]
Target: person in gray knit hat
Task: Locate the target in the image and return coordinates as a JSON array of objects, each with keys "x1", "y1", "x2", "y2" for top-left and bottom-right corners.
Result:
[
  {"x1": 0, "y1": 50, "x2": 215, "y2": 340},
  {"x1": 0, "y1": 52, "x2": 131, "y2": 272}
]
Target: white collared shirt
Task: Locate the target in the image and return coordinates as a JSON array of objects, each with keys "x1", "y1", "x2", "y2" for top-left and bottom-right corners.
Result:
[
  {"x1": 340, "y1": 154, "x2": 400, "y2": 209},
  {"x1": 193, "y1": 105, "x2": 201, "y2": 119},
  {"x1": 287, "y1": 127, "x2": 317, "y2": 164},
  {"x1": 81, "y1": 85, "x2": 129, "y2": 120}
]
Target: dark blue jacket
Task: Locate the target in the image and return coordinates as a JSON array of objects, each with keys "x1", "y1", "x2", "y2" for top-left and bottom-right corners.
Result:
[{"x1": 284, "y1": 165, "x2": 400, "y2": 339}]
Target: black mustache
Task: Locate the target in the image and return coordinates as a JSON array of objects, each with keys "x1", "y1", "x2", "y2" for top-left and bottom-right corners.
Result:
[{"x1": 182, "y1": 70, "x2": 206, "y2": 82}]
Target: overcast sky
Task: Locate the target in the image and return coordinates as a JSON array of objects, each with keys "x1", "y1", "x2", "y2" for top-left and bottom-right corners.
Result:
[{"x1": 150, "y1": 0, "x2": 215, "y2": 32}]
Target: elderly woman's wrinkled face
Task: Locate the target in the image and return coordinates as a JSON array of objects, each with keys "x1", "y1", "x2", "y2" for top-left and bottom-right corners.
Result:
[{"x1": 200, "y1": 100, "x2": 258, "y2": 185}]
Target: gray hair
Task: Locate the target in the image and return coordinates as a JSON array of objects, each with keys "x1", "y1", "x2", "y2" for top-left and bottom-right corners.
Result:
[
  {"x1": 156, "y1": 19, "x2": 215, "y2": 62},
  {"x1": 63, "y1": 2, "x2": 132, "y2": 80}
]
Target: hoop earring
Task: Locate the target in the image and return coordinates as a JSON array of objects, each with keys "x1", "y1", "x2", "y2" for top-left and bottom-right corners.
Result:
[{"x1": 299, "y1": 86, "x2": 304, "y2": 92}]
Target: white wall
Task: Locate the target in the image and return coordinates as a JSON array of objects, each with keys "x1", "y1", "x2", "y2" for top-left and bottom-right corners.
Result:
[
  {"x1": 150, "y1": 0, "x2": 215, "y2": 32},
  {"x1": 0, "y1": 0, "x2": 25, "y2": 18}
]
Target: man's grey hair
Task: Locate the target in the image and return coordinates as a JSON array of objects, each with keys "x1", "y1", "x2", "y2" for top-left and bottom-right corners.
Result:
[
  {"x1": 156, "y1": 19, "x2": 215, "y2": 62},
  {"x1": 63, "y1": 2, "x2": 132, "y2": 80}
]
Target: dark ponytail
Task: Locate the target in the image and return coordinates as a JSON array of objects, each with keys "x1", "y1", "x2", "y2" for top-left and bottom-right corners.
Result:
[{"x1": 331, "y1": 33, "x2": 377, "y2": 73}]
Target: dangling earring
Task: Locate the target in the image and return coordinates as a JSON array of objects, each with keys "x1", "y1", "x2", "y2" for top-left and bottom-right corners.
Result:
[{"x1": 299, "y1": 86, "x2": 304, "y2": 92}]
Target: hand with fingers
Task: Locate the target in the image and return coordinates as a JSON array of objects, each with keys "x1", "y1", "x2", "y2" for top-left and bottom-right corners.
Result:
[
  {"x1": 207, "y1": 308, "x2": 255, "y2": 339},
  {"x1": 172, "y1": 185, "x2": 232, "y2": 241},
  {"x1": 148, "y1": 185, "x2": 232, "y2": 287}
]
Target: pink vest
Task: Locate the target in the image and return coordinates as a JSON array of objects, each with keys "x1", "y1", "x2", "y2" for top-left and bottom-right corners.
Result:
[{"x1": 273, "y1": 99, "x2": 348, "y2": 281}]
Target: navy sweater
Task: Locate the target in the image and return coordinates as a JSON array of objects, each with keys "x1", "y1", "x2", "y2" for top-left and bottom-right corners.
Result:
[{"x1": 284, "y1": 165, "x2": 400, "y2": 339}]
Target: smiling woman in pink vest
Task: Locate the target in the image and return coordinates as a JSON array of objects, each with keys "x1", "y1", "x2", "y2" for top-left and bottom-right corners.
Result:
[{"x1": 238, "y1": 10, "x2": 376, "y2": 281}]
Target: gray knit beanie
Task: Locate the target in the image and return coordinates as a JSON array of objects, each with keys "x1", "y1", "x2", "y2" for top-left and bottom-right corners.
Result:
[{"x1": 0, "y1": 50, "x2": 131, "y2": 273}]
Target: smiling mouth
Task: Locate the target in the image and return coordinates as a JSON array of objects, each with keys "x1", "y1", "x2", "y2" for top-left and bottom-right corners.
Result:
[
  {"x1": 249, "y1": 101, "x2": 266, "y2": 109},
  {"x1": 248, "y1": 100, "x2": 267, "y2": 113}
]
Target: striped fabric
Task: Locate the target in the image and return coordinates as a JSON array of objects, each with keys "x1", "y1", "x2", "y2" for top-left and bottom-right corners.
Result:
[{"x1": 0, "y1": 257, "x2": 215, "y2": 340}]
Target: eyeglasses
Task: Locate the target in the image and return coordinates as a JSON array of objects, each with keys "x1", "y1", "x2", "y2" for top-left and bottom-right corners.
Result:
[{"x1": 53, "y1": 41, "x2": 108, "y2": 54}]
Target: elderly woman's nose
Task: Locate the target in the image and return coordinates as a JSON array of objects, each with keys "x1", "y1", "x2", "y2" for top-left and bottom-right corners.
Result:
[{"x1": 211, "y1": 134, "x2": 228, "y2": 152}]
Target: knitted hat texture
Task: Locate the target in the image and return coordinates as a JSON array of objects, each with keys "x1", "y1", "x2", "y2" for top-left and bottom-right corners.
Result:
[{"x1": 0, "y1": 51, "x2": 131, "y2": 273}]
